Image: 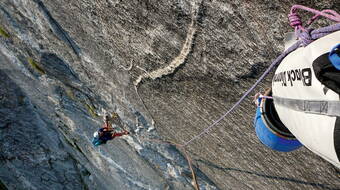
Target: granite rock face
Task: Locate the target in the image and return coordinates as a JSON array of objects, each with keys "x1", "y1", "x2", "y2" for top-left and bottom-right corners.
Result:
[{"x1": 0, "y1": 0, "x2": 339, "y2": 189}]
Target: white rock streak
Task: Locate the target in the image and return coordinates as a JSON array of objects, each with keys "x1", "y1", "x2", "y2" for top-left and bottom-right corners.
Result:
[{"x1": 134, "y1": 2, "x2": 199, "y2": 86}]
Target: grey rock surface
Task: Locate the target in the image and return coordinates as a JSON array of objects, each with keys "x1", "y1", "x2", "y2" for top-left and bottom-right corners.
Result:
[{"x1": 0, "y1": 0, "x2": 339, "y2": 190}]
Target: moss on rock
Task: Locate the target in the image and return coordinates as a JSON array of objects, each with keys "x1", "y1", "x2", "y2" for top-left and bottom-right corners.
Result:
[
  {"x1": 28, "y1": 58, "x2": 46, "y2": 75},
  {"x1": 0, "y1": 26, "x2": 10, "y2": 38}
]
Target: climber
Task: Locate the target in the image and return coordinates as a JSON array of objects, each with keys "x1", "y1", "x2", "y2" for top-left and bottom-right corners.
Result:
[{"x1": 92, "y1": 114, "x2": 129, "y2": 146}]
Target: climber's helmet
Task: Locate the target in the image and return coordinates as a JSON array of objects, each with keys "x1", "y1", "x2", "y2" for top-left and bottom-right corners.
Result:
[{"x1": 93, "y1": 131, "x2": 99, "y2": 138}]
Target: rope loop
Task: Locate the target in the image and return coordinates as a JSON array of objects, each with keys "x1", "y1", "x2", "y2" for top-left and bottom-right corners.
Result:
[
  {"x1": 288, "y1": 12, "x2": 302, "y2": 29},
  {"x1": 289, "y1": 5, "x2": 340, "y2": 45}
]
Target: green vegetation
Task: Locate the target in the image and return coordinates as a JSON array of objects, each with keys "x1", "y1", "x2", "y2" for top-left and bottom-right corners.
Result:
[
  {"x1": 0, "y1": 26, "x2": 10, "y2": 38},
  {"x1": 65, "y1": 88, "x2": 75, "y2": 100},
  {"x1": 0, "y1": 180, "x2": 8, "y2": 190},
  {"x1": 18, "y1": 95, "x2": 25, "y2": 106},
  {"x1": 28, "y1": 58, "x2": 46, "y2": 75},
  {"x1": 84, "y1": 103, "x2": 98, "y2": 118}
]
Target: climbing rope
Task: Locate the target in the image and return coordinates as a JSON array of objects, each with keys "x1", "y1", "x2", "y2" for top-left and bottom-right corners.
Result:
[
  {"x1": 136, "y1": 5, "x2": 340, "y2": 190},
  {"x1": 289, "y1": 5, "x2": 340, "y2": 46},
  {"x1": 289, "y1": 5, "x2": 340, "y2": 32},
  {"x1": 182, "y1": 5, "x2": 340, "y2": 147},
  {"x1": 182, "y1": 42, "x2": 300, "y2": 146},
  {"x1": 139, "y1": 137, "x2": 200, "y2": 190}
]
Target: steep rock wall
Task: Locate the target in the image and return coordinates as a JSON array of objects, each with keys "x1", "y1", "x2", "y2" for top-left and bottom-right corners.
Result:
[{"x1": 0, "y1": 0, "x2": 339, "y2": 189}]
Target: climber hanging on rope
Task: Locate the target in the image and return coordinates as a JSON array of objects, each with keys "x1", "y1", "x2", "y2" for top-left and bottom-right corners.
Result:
[{"x1": 92, "y1": 113, "x2": 130, "y2": 146}]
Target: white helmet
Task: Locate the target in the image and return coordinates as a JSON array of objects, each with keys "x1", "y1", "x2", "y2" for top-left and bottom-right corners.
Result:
[{"x1": 93, "y1": 131, "x2": 99, "y2": 138}]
